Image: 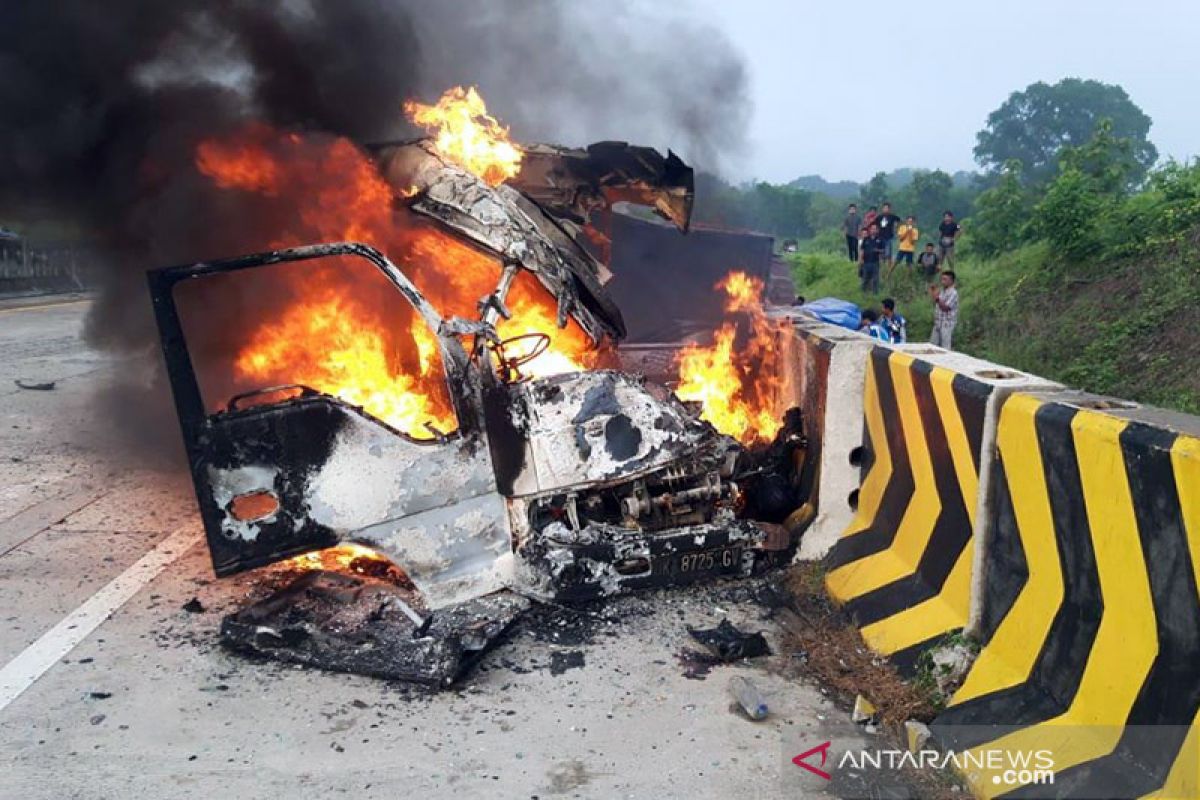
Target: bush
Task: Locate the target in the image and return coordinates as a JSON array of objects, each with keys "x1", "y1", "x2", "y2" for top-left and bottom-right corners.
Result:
[
  {"x1": 1030, "y1": 167, "x2": 1112, "y2": 262},
  {"x1": 967, "y1": 160, "x2": 1030, "y2": 257}
]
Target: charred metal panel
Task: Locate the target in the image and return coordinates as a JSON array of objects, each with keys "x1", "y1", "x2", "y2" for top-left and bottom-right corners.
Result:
[
  {"x1": 377, "y1": 139, "x2": 693, "y2": 346},
  {"x1": 518, "y1": 370, "x2": 722, "y2": 492},
  {"x1": 606, "y1": 212, "x2": 775, "y2": 344},
  {"x1": 378, "y1": 141, "x2": 623, "y2": 343},
  {"x1": 348, "y1": 491, "x2": 514, "y2": 609},
  {"x1": 518, "y1": 517, "x2": 771, "y2": 602},
  {"x1": 221, "y1": 571, "x2": 530, "y2": 687},
  {"x1": 196, "y1": 398, "x2": 512, "y2": 607},
  {"x1": 482, "y1": 380, "x2": 532, "y2": 497},
  {"x1": 511, "y1": 142, "x2": 694, "y2": 232}
]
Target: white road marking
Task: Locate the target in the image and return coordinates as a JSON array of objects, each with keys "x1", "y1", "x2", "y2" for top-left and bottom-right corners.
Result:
[
  {"x1": 0, "y1": 298, "x2": 90, "y2": 315},
  {"x1": 0, "y1": 524, "x2": 200, "y2": 712}
]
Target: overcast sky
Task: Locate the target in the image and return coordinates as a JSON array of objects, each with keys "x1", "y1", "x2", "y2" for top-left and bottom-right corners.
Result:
[{"x1": 680, "y1": 0, "x2": 1199, "y2": 183}]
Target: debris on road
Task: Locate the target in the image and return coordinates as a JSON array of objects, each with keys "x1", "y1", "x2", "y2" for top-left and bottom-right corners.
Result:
[
  {"x1": 548, "y1": 650, "x2": 585, "y2": 675},
  {"x1": 851, "y1": 694, "x2": 877, "y2": 724},
  {"x1": 687, "y1": 618, "x2": 770, "y2": 662},
  {"x1": 181, "y1": 597, "x2": 205, "y2": 614},
  {"x1": 905, "y1": 720, "x2": 932, "y2": 753},
  {"x1": 220, "y1": 570, "x2": 529, "y2": 687},
  {"x1": 14, "y1": 379, "x2": 56, "y2": 390},
  {"x1": 780, "y1": 563, "x2": 940, "y2": 727},
  {"x1": 728, "y1": 675, "x2": 768, "y2": 720}
]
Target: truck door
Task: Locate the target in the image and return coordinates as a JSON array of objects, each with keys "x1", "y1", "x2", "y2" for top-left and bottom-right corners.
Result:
[{"x1": 148, "y1": 243, "x2": 513, "y2": 608}]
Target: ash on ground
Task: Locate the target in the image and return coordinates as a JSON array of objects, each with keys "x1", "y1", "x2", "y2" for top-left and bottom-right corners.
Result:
[{"x1": 219, "y1": 563, "x2": 791, "y2": 689}]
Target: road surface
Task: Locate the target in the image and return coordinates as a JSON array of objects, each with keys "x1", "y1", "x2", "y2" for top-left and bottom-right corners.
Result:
[{"x1": 0, "y1": 297, "x2": 861, "y2": 799}]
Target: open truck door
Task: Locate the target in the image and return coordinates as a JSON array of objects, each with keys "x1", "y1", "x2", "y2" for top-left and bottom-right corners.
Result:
[{"x1": 147, "y1": 243, "x2": 514, "y2": 608}]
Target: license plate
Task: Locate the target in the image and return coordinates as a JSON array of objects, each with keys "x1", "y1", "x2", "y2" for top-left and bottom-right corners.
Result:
[{"x1": 668, "y1": 546, "x2": 743, "y2": 576}]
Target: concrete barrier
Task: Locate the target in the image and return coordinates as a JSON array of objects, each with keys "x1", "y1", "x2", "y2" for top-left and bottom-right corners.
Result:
[
  {"x1": 773, "y1": 316, "x2": 883, "y2": 559},
  {"x1": 824, "y1": 346, "x2": 1061, "y2": 668},
  {"x1": 933, "y1": 390, "x2": 1200, "y2": 798}
]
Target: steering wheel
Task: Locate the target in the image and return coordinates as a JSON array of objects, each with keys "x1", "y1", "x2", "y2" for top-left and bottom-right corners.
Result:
[{"x1": 492, "y1": 332, "x2": 551, "y2": 378}]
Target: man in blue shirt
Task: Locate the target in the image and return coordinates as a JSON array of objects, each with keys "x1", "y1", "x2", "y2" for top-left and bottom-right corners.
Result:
[
  {"x1": 880, "y1": 297, "x2": 907, "y2": 343},
  {"x1": 859, "y1": 308, "x2": 893, "y2": 342}
]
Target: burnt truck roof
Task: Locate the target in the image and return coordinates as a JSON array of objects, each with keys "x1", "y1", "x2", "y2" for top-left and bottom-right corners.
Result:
[{"x1": 373, "y1": 138, "x2": 694, "y2": 347}]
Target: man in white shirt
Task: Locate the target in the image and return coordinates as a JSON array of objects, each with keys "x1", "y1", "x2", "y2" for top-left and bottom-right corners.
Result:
[{"x1": 930, "y1": 271, "x2": 959, "y2": 350}]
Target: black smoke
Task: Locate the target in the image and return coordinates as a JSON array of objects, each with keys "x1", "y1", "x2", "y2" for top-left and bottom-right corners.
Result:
[{"x1": 0, "y1": 0, "x2": 750, "y2": 461}]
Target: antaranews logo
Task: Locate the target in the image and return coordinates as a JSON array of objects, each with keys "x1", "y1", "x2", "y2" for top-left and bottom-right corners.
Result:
[
  {"x1": 791, "y1": 741, "x2": 832, "y2": 780},
  {"x1": 787, "y1": 737, "x2": 1055, "y2": 794}
]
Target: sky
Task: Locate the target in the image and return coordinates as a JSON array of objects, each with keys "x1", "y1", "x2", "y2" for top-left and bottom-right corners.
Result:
[{"x1": 679, "y1": 0, "x2": 1200, "y2": 183}]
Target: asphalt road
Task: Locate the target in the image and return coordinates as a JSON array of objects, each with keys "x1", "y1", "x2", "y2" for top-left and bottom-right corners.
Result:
[{"x1": 0, "y1": 297, "x2": 861, "y2": 800}]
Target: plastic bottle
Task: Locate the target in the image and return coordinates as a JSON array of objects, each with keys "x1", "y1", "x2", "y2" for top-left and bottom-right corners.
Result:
[{"x1": 729, "y1": 675, "x2": 768, "y2": 720}]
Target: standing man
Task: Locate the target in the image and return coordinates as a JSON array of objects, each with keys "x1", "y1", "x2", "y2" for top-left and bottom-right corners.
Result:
[
  {"x1": 859, "y1": 223, "x2": 884, "y2": 294},
  {"x1": 888, "y1": 215, "x2": 919, "y2": 279},
  {"x1": 917, "y1": 242, "x2": 940, "y2": 277},
  {"x1": 842, "y1": 203, "x2": 861, "y2": 263},
  {"x1": 875, "y1": 202, "x2": 902, "y2": 272},
  {"x1": 938, "y1": 210, "x2": 961, "y2": 268},
  {"x1": 862, "y1": 206, "x2": 878, "y2": 235},
  {"x1": 880, "y1": 297, "x2": 907, "y2": 343},
  {"x1": 930, "y1": 270, "x2": 959, "y2": 349}
]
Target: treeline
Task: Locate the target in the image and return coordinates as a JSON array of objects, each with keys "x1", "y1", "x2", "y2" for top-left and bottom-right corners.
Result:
[
  {"x1": 692, "y1": 169, "x2": 981, "y2": 242},
  {"x1": 693, "y1": 78, "x2": 1177, "y2": 258},
  {"x1": 969, "y1": 122, "x2": 1200, "y2": 263}
]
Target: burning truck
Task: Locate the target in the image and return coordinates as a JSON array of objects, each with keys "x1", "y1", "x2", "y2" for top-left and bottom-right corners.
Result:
[{"x1": 148, "y1": 88, "x2": 813, "y2": 684}]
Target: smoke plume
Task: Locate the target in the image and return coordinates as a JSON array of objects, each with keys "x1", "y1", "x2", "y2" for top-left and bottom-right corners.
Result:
[{"x1": 0, "y1": 0, "x2": 750, "y2": 460}]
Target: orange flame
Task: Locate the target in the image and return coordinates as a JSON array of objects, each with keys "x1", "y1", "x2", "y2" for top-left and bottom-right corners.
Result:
[
  {"x1": 189, "y1": 103, "x2": 589, "y2": 438},
  {"x1": 404, "y1": 86, "x2": 522, "y2": 185},
  {"x1": 284, "y1": 543, "x2": 395, "y2": 573},
  {"x1": 674, "y1": 271, "x2": 784, "y2": 444},
  {"x1": 233, "y1": 293, "x2": 458, "y2": 437},
  {"x1": 195, "y1": 133, "x2": 281, "y2": 195}
]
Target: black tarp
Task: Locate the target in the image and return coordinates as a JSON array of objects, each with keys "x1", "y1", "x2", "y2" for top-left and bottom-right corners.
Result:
[{"x1": 605, "y1": 212, "x2": 774, "y2": 344}]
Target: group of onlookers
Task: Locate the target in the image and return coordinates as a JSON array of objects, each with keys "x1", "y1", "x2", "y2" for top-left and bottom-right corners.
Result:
[
  {"x1": 842, "y1": 202, "x2": 962, "y2": 349},
  {"x1": 856, "y1": 270, "x2": 960, "y2": 349},
  {"x1": 842, "y1": 203, "x2": 960, "y2": 294}
]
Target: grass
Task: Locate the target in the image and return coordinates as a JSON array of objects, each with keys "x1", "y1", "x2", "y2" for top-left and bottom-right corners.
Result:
[{"x1": 788, "y1": 232, "x2": 1200, "y2": 414}]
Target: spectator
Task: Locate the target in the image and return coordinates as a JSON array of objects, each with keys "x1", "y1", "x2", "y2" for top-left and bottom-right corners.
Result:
[
  {"x1": 930, "y1": 270, "x2": 959, "y2": 349},
  {"x1": 842, "y1": 204, "x2": 860, "y2": 262},
  {"x1": 938, "y1": 210, "x2": 961, "y2": 267},
  {"x1": 859, "y1": 223, "x2": 884, "y2": 294},
  {"x1": 889, "y1": 215, "x2": 918, "y2": 279},
  {"x1": 862, "y1": 205, "x2": 878, "y2": 235},
  {"x1": 881, "y1": 297, "x2": 907, "y2": 343},
  {"x1": 917, "y1": 242, "x2": 940, "y2": 277},
  {"x1": 875, "y1": 202, "x2": 902, "y2": 270},
  {"x1": 859, "y1": 308, "x2": 892, "y2": 342}
]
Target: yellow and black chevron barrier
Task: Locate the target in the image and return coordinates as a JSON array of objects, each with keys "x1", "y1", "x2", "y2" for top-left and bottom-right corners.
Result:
[
  {"x1": 823, "y1": 346, "x2": 996, "y2": 668},
  {"x1": 933, "y1": 391, "x2": 1200, "y2": 798}
]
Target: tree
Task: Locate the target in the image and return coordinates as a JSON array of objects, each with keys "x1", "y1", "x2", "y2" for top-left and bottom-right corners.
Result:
[
  {"x1": 691, "y1": 172, "x2": 816, "y2": 239},
  {"x1": 860, "y1": 172, "x2": 890, "y2": 210},
  {"x1": 907, "y1": 169, "x2": 954, "y2": 227},
  {"x1": 969, "y1": 160, "x2": 1030, "y2": 257},
  {"x1": 1058, "y1": 119, "x2": 1138, "y2": 195},
  {"x1": 974, "y1": 78, "x2": 1157, "y2": 185}
]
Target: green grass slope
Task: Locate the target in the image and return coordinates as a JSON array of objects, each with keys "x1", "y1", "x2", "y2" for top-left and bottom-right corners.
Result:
[{"x1": 788, "y1": 231, "x2": 1200, "y2": 414}]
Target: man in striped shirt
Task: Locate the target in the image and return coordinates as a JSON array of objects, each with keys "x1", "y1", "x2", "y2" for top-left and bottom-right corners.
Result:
[{"x1": 930, "y1": 270, "x2": 959, "y2": 350}]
